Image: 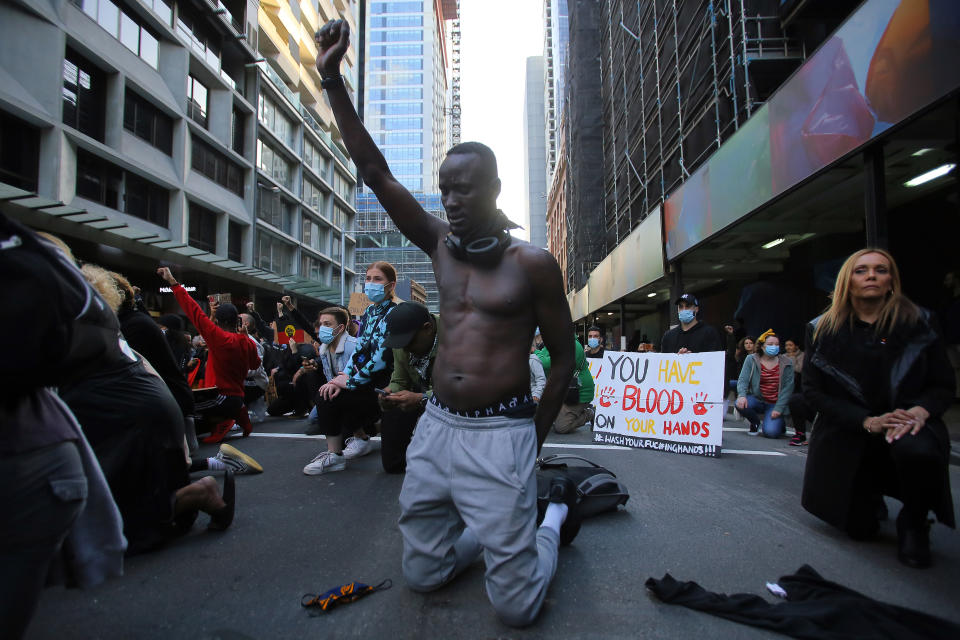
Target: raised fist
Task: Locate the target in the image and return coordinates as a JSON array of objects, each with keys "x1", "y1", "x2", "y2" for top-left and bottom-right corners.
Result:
[
  {"x1": 315, "y1": 19, "x2": 350, "y2": 78},
  {"x1": 156, "y1": 267, "x2": 177, "y2": 286}
]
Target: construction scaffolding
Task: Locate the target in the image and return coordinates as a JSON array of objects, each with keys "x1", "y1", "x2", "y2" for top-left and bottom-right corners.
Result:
[
  {"x1": 564, "y1": 0, "x2": 608, "y2": 291},
  {"x1": 598, "y1": 0, "x2": 805, "y2": 246}
]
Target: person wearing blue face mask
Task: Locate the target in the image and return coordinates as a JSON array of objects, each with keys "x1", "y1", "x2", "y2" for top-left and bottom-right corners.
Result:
[
  {"x1": 735, "y1": 330, "x2": 794, "y2": 437},
  {"x1": 302, "y1": 261, "x2": 400, "y2": 474},
  {"x1": 660, "y1": 293, "x2": 725, "y2": 355},
  {"x1": 584, "y1": 326, "x2": 605, "y2": 359}
]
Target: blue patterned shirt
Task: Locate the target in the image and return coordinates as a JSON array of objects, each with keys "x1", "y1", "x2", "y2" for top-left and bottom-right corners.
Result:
[{"x1": 343, "y1": 299, "x2": 396, "y2": 389}]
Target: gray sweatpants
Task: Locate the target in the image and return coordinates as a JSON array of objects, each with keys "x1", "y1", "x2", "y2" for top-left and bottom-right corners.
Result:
[{"x1": 398, "y1": 402, "x2": 560, "y2": 627}]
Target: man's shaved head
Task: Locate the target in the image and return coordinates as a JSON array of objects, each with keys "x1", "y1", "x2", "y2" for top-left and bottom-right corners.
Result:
[{"x1": 446, "y1": 141, "x2": 498, "y2": 182}]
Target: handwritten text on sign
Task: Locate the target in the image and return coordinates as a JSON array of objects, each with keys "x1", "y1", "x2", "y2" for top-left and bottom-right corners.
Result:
[{"x1": 587, "y1": 350, "x2": 725, "y2": 458}]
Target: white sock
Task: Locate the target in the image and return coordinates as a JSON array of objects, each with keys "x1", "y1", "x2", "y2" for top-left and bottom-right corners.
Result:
[
  {"x1": 208, "y1": 457, "x2": 227, "y2": 470},
  {"x1": 540, "y1": 502, "x2": 568, "y2": 534}
]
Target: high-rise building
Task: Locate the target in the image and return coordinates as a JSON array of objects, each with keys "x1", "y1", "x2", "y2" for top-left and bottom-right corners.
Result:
[
  {"x1": 523, "y1": 56, "x2": 548, "y2": 249},
  {"x1": 562, "y1": 0, "x2": 960, "y2": 353},
  {"x1": 354, "y1": 0, "x2": 458, "y2": 311},
  {"x1": 543, "y1": 0, "x2": 568, "y2": 180},
  {"x1": 255, "y1": 0, "x2": 363, "y2": 305},
  {"x1": 0, "y1": 0, "x2": 360, "y2": 316}
]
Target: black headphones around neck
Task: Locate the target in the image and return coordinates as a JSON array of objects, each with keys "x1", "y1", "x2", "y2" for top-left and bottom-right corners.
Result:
[{"x1": 444, "y1": 229, "x2": 512, "y2": 267}]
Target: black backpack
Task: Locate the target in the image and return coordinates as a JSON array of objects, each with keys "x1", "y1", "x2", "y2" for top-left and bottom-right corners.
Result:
[{"x1": 536, "y1": 454, "x2": 630, "y2": 521}]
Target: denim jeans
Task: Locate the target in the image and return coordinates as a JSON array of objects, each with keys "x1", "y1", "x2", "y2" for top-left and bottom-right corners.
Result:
[{"x1": 738, "y1": 395, "x2": 785, "y2": 438}]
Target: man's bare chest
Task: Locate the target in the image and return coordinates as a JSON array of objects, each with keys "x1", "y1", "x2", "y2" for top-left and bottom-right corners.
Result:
[{"x1": 434, "y1": 253, "x2": 529, "y2": 317}]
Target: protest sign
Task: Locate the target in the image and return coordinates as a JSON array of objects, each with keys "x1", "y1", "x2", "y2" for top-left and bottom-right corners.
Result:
[{"x1": 587, "y1": 350, "x2": 725, "y2": 457}]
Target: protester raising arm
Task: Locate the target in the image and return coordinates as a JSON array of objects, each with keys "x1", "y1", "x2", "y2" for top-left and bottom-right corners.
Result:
[{"x1": 315, "y1": 20, "x2": 445, "y2": 254}]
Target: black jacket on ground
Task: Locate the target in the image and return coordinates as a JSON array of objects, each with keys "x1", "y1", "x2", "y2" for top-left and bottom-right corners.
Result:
[
  {"x1": 802, "y1": 310, "x2": 955, "y2": 529},
  {"x1": 660, "y1": 321, "x2": 724, "y2": 354},
  {"x1": 646, "y1": 564, "x2": 960, "y2": 640}
]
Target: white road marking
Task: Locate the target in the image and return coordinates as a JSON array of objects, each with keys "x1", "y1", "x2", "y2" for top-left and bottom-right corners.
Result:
[
  {"x1": 721, "y1": 449, "x2": 787, "y2": 456},
  {"x1": 243, "y1": 433, "x2": 786, "y2": 455}
]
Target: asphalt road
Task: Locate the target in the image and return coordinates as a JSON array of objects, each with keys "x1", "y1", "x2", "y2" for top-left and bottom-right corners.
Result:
[{"x1": 27, "y1": 416, "x2": 960, "y2": 639}]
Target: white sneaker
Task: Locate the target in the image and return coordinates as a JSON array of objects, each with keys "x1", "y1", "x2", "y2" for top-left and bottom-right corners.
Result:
[
  {"x1": 343, "y1": 436, "x2": 373, "y2": 460},
  {"x1": 303, "y1": 451, "x2": 347, "y2": 475}
]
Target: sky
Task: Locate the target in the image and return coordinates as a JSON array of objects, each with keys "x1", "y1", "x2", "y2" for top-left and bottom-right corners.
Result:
[{"x1": 458, "y1": 0, "x2": 545, "y2": 240}]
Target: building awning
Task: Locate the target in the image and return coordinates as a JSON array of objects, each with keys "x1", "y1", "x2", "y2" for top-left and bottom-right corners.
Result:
[{"x1": 0, "y1": 182, "x2": 339, "y2": 305}]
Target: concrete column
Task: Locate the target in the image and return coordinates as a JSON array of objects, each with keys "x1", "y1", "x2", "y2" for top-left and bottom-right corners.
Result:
[{"x1": 864, "y1": 145, "x2": 888, "y2": 249}]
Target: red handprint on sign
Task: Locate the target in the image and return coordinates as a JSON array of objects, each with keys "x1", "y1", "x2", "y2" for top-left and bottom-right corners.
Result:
[
  {"x1": 598, "y1": 385, "x2": 617, "y2": 408},
  {"x1": 691, "y1": 392, "x2": 708, "y2": 416}
]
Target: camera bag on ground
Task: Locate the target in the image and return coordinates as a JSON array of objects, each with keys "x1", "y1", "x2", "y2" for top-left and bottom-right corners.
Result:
[{"x1": 536, "y1": 454, "x2": 629, "y2": 521}]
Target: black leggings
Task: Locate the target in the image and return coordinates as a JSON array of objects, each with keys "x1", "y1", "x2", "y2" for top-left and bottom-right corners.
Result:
[
  {"x1": 788, "y1": 393, "x2": 814, "y2": 435},
  {"x1": 380, "y1": 407, "x2": 422, "y2": 473},
  {"x1": 314, "y1": 386, "x2": 381, "y2": 439},
  {"x1": 846, "y1": 426, "x2": 948, "y2": 536}
]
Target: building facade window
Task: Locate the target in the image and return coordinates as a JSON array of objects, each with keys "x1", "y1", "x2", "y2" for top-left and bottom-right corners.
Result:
[
  {"x1": 332, "y1": 171, "x2": 353, "y2": 205},
  {"x1": 331, "y1": 232, "x2": 341, "y2": 261},
  {"x1": 258, "y1": 94, "x2": 293, "y2": 148},
  {"x1": 373, "y1": 131, "x2": 422, "y2": 145},
  {"x1": 369, "y1": 30, "x2": 423, "y2": 43},
  {"x1": 187, "y1": 76, "x2": 208, "y2": 128},
  {"x1": 256, "y1": 138, "x2": 292, "y2": 190},
  {"x1": 176, "y1": 4, "x2": 222, "y2": 71},
  {"x1": 71, "y1": 0, "x2": 159, "y2": 68},
  {"x1": 257, "y1": 190, "x2": 293, "y2": 235},
  {"x1": 188, "y1": 203, "x2": 218, "y2": 253},
  {"x1": 370, "y1": 2, "x2": 423, "y2": 14},
  {"x1": 0, "y1": 112, "x2": 40, "y2": 191},
  {"x1": 124, "y1": 172, "x2": 169, "y2": 226},
  {"x1": 302, "y1": 177, "x2": 324, "y2": 214},
  {"x1": 123, "y1": 89, "x2": 173, "y2": 154},
  {"x1": 368, "y1": 73, "x2": 423, "y2": 86},
  {"x1": 382, "y1": 147, "x2": 423, "y2": 162},
  {"x1": 368, "y1": 116, "x2": 422, "y2": 131},
  {"x1": 302, "y1": 215, "x2": 325, "y2": 253},
  {"x1": 369, "y1": 15, "x2": 423, "y2": 27},
  {"x1": 368, "y1": 88, "x2": 423, "y2": 101},
  {"x1": 369, "y1": 44, "x2": 423, "y2": 57},
  {"x1": 368, "y1": 58, "x2": 423, "y2": 72},
  {"x1": 367, "y1": 102, "x2": 423, "y2": 116},
  {"x1": 332, "y1": 203, "x2": 350, "y2": 230},
  {"x1": 303, "y1": 139, "x2": 328, "y2": 178},
  {"x1": 228, "y1": 220, "x2": 243, "y2": 262},
  {"x1": 191, "y1": 137, "x2": 243, "y2": 196},
  {"x1": 256, "y1": 232, "x2": 293, "y2": 275},
  {"x1": 301, "y1": 253, "x2": 324, "y2": 281},
  {"x1": 76, "y1": 149, "x2": 121, "y2": 208},
  {"x1": 231, "y1": 107, "x2": 245, "y2": 155},
  {"x1": 62, "y1": 49, "x2": 106, "y2": 142}
]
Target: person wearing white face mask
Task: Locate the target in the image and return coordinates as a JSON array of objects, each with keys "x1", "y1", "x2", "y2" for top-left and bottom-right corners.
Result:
[{"x1": 735, "y1": 330, "x2": 795, "y2": 437}]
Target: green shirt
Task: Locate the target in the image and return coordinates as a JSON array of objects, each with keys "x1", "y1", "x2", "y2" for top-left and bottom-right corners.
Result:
[
  {"x1": 535, "y1": 338, "x2": 595, "y2": 403},
  {"x1": 388, "y1": 313, "x2": 441, "y2": 397}
]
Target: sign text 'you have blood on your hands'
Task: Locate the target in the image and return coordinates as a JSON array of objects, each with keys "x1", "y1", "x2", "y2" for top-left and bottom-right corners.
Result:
[{"x1": 588, "y1": 351, "x2": 725, "y2": 458}]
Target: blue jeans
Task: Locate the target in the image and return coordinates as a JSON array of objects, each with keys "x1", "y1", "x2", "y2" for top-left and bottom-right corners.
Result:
[{"x1": 737, "y1": 395, "x2": 785, "y2": 438}]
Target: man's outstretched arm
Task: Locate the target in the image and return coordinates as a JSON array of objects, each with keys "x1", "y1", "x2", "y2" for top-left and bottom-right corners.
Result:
[{"x1": 316, "y1": 19, "x2": 444, "y2": 254}]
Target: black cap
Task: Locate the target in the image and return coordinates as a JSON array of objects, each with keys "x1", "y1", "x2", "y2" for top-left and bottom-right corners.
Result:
[
  {"x1": 158, "y1": 314, "x2": 183, "y2": 332},
  {"x1": 214, "y1": 302, "x2": 238, "y2": 326},
  {"x1": 383, "y1": 302, "x2": 432, "y2": 349},
  {"x1": 675, "y1": 293, "x2": 699, "y2": 306}
]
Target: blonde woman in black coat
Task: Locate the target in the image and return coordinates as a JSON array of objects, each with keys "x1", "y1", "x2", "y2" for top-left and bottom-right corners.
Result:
[{"x1": 802, "y1": 248, "x2": 955, "y2": 568}]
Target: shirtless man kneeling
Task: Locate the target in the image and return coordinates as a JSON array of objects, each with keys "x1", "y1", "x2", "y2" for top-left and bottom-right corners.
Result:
[{"x1": 316, "y1": 20, "x2": 582, "y2": 628}]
